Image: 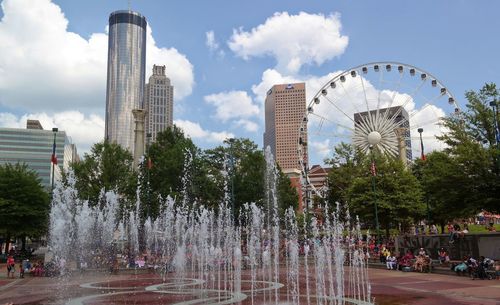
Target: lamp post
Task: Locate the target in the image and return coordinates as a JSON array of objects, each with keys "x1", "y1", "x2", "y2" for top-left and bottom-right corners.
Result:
[
  {"x1": 418, "y1": 127, "x2": 431, "y2": 226},
  {"x1": 146, "y1": 133, "x2": 152, "y2": 219},
  {"x1": 491, "y1": 100, "x2": 499, "y2": 144},
  {"x1": 490, "y1": 100, "x2": 500, "y2": 172},
  {"x1": 368, "y1": 145, "x2": 381, "y2": 242},
  {"x1": 227, "y1": 138, "x2": 236, "y2": 222},
  {"x1": 50, "y1": 127, "x2": 58, "y2": 199}
]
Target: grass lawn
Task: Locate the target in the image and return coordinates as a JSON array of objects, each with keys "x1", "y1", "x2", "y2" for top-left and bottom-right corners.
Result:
[{"x1": 467, "y1": 224, "x2": 500, "y2": 233}]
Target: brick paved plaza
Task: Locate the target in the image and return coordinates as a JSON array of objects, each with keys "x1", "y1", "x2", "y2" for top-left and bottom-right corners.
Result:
[{"x1": 0, "y1": 266, "x2": 499, "y2": 305}]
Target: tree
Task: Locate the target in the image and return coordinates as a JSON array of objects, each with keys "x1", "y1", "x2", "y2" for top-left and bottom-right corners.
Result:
[
  {"x1": 326, "y1": 143, "x2": 425, "y2": 236},
  {"x1": 347, "y1": 153, "x2": 425, "y2": 236},
  {"x1": 437, "y1": 83, "x2": 500, "y2": 213},
  {"x1": 70, "y1": 141, "x2": 137, "y2": 208},
  {"x1": 204, "y1": 138, "x2": 298, "y2": 219},
  {"x1": 277, "y1": 169, "x2": 299, "y2": 215},
  {"x1": 0, "y1": 163, "x2": 50, "y2": 253},
  {"x1": 412, "y1": 151, "x2": 472, "y2": 232},
  {"x1": 325, "y1": 142, "x2": 365, "y2": 206},
  {"x1": 141, "y1": 126, "x2": 200, "y2": 218}
]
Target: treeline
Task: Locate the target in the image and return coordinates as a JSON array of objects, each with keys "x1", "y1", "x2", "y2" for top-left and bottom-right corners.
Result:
[{"x1": 69, "y1": 129, "x2": 298, "y2": 221}]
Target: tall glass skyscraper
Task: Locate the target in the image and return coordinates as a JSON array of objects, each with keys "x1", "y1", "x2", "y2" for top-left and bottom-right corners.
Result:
[{"x1": 105, "y1": 10, "x2": 147, "y2": 153}]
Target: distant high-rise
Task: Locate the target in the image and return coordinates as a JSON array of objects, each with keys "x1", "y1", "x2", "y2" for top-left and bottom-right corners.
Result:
[
  {"x1": 105, "y1": 10, "x2": 147, "y2": 153},
  {"x1": 354, "y1": 106, "x2": 412, "y2": 162},
  {"x1": 0, "y1": 121, "x2": 78, "y2": 189},
  {"x1": 145, "y1": 65, "x2": 174, "y2": 142},
  {"x1": 263, "y1": 82, "x2": 307, "y2": 171}
]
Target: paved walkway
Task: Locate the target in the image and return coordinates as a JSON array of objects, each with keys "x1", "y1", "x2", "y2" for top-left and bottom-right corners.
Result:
[
  {"x1": 0, "y1": 266, "x2": 498, "y2": 304},
  {"x1": 369, "y1": 268, "x2": 500, "y2": 305}
]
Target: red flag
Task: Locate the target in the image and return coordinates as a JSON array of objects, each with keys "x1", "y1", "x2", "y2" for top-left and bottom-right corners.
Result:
[
  {"x1": 370, "y1": 161, "x2": 377, "y2": 176},
  {"x1": 147, "y1": 157, "x2": 152, "y2": 169},
  {"x1": 51, "y1": 142, "x2": 57, "y2": 165}
]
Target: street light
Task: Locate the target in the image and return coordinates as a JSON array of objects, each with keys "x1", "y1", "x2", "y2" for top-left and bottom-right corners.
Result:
[
  {"x1": 417, "y1": 128, "x2": 425, "y2": 160},
  {"x1": 490, "y1": 100, "x2": 500, "y2": 144},
  {"x1": 418, "y1": 128, "x2": 431, "y2": 226},
  {"x1": 50, "y1": 127, "x2": 58, "y2": 199},
  {"x1": 490, "y1": 100, "x2": 500, "y2": 172},
  {"x1": 368, "y1": 145, "x2": 381, "y2": 242},
  {"x1": 146, "y1": 133, "x2": 152, "y2": 219},
  {"x1": 227, "y1": 138, "x2": 236, "y2": 222}
]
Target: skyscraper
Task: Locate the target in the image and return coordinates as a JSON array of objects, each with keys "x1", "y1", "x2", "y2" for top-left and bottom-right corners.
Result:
[
  {"x1": 263, "y1": 82, "x2": 307, "y2": 171},
  {"x1": 105, "y1": 10, "x2": 147, "y2": 153},
  {"x1": 145, "y1": 65, "x2": 174, "y2": 142}
]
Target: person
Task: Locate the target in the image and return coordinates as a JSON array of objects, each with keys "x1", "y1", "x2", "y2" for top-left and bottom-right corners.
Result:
[
  {"x1": 430, "y1": 224, "x2": 438, "y2": 235},
  {"x1": 454, "y1": 256, "x2": 469, "y2": 275},
  {"x1": 414, "y1": 252, "x2": 431, "y2": 273},
  {"x1": 6, "y1": 255, "x2": 15, "y2": 278},
  {"x1": 379, "y1": 246, "x2": 389, "y2": 263},
  {"x1": 459, "y1": 224, "x2": 469, "y2": 237},
  {"x1": 418, "y1": 248, "x2": 426, "y2": 256},
  {"x1": 486, "y1": 223, "x2": 497, "y2": 232},
  {"x1": 449, "y1": 224, "x2": 461, "y2": 243},
  {"x1": 474, "y1": 256, "x2": 490, "y2": 279},
  {"x1": 19, "y1": 262, "x2": 24, "y2": 278},
  {"x1": 438, "y1": 248, "x2": 450, "y2": 265},
  {"x1": 386, "y1": 255, "x2": 397, "y2": 270},
  {"x1": 494, "y1": 260, "x2": 500, "y2": 280},
  {"x1": 398, "y1": 250, "x2": 414, "y2": 271}
]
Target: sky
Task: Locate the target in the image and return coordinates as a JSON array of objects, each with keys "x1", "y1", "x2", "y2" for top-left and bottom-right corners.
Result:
[{"x1": 0, "y1": 0, "x2": 499, "y2": 165}]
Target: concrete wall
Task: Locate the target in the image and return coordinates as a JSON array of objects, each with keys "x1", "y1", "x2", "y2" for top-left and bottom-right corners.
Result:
[{"x1": 395, "y1": 233, "x2": 500, "y2": 260}]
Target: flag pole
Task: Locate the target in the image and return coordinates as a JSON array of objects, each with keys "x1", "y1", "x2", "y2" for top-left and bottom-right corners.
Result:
[{"x1": 51, "y1": 127, "x2": 58, "y2": 200}]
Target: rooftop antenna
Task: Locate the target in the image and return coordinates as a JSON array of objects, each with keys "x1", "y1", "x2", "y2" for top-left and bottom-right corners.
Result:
[{"x1": 128, "y1": 0, "x2": 131, "y2": 11}]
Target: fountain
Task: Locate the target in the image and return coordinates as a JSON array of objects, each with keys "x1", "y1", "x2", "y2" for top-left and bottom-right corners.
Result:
[{"x1": 43, "y1": 148, "x2": 374, "y2": 305}]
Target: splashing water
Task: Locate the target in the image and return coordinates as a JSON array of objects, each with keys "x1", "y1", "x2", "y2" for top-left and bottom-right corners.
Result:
[{"x1": 48, "y1": 152, "x2": 373, "y2": 305}]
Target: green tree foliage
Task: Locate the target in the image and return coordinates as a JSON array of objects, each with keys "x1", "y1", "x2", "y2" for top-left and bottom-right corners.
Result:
[
  {"x1": 204, "y1": 138, "x2": 297, "y2": 218},
  {"x1": 436, "y1": 83, "x2": 500, "y2": 213},
  {"x1": 326, "y1": 143, "x2": 425, "y2": 235},
  {"x1": 325, "y1": 142, "x2": 365, "y2": 205},
  {"x1": 276, "y1": 169, "x2": 298, "y2": 215},
  {"x1": 70, "y1": 141, "x2": 136, "y2": 208},
  {"x1": 0, "y1": 163, "x2": 49, "y2": 252},
  {"x1": 412, "y1": 151, "x2": 471, "y2": 231},
  {"x1": 141, "y1": 126, "x2": 199, "y2": 217}
]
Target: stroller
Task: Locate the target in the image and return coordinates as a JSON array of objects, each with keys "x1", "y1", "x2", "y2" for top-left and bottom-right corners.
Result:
[{"x1": 470, "y1": 258, "x2": 494, "y2": 280}]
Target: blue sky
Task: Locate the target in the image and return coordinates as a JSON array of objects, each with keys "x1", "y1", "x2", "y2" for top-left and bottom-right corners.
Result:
[{"x1": 0, "y1": 0, "x2": 499, "y2": 164}]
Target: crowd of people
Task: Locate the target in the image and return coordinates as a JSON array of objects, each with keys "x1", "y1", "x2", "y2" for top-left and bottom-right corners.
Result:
[{"x1": 5, "y1": 255, "x2": 48, "y2": 278}]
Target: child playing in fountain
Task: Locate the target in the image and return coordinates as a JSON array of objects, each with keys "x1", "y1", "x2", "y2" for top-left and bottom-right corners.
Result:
[{"x1": 6, "y1": 255, "x2": 15, "y2": 278}]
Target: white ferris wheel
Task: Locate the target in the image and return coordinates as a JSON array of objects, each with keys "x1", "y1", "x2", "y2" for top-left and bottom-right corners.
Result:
[{"x1": 298, "y1": 61, "x2": 461, "y2": 198}]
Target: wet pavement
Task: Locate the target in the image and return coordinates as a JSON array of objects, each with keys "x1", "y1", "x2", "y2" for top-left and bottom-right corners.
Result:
[{"x1": 0, "y1": 266, "x2": 498, "y2": 305}]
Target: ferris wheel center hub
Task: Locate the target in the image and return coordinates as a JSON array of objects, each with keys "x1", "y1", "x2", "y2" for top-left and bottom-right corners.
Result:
[{"x1": 367, "y1": 131, "x2": 382, "y2": 145}]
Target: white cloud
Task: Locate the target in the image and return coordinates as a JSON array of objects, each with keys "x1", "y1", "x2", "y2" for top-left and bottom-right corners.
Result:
[
  {"x1": 204, "y1": 90, "x2": 259, "y2": 122},
  {"x1": 235, "y1": 119, "x2": 259, "y2": 132},
  {"x1": 205, "y1": 30, "x2": 225, "y2": 58},
  {"x1": 310, "y1": 139, "x2": 332, "y2": 160},
  {"x1": 251, "y1": 68, "x2": 339, "y2": 108},
  {"x1": 0, "y1": 0, "x2": 194, "y2": 113},
  {"x1": 0, "y1": 111, "x2": 104, "y2": 154},
  {"x1": 228, "y1": 12, "x2": 348, "y2": 74},
  {"x1": 174, "y1": 119, "x2": 234, "y2": 143}
]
